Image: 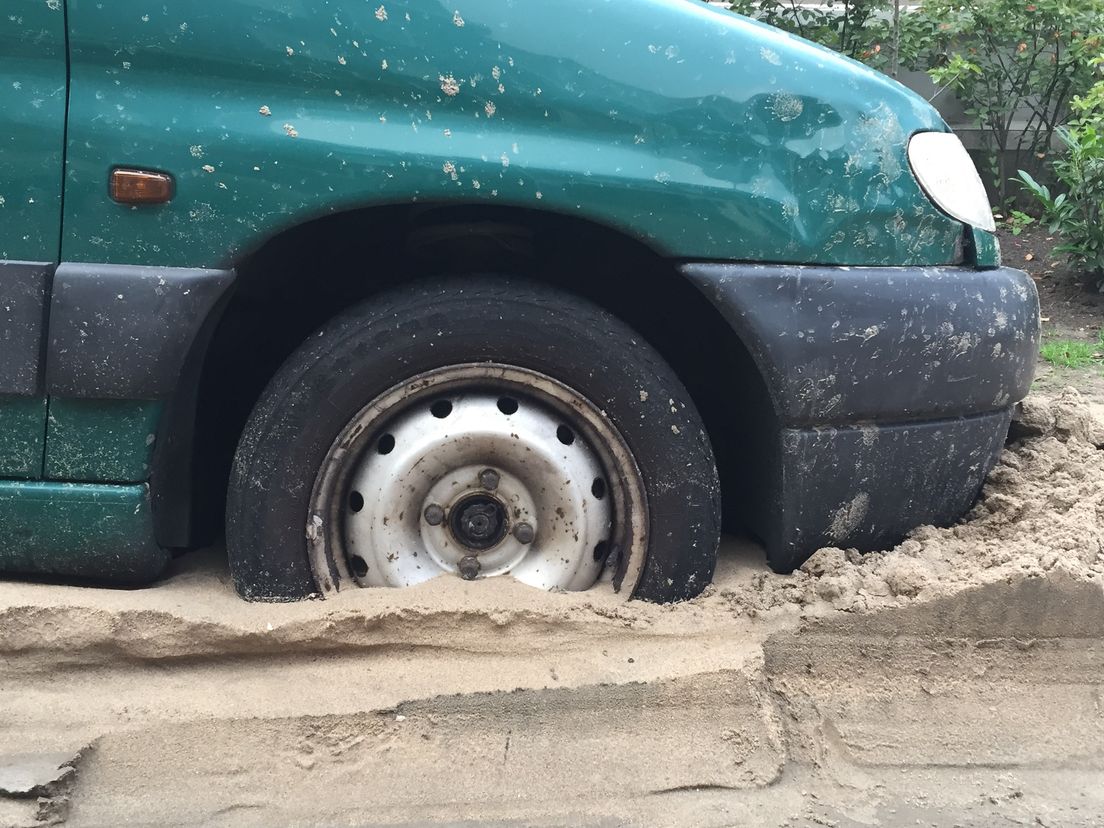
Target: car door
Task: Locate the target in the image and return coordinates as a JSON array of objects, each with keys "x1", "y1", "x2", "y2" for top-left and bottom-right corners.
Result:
[{"x1": 0, "y1": 1, "x2": 67, "y2": 477}]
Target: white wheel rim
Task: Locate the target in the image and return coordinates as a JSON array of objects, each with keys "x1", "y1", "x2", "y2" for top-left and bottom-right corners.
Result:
[{"x1": 306, "y1": 364, "x2": 648, "y2": 596}]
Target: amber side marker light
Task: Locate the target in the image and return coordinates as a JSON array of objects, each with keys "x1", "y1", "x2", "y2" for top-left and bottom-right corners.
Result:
[{"x1": 109, "y1": 168, "x2": 175, "y2": 205}]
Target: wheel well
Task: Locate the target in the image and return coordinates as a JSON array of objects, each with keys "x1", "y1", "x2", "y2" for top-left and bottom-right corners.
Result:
[{"x1": 184, "y1": 203, "x2": 775, "y2": 546}]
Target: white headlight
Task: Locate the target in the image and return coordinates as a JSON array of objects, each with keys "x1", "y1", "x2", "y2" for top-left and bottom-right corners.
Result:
[{"x1": 907, "y1": 132, "x2": 995, "y2": 232}]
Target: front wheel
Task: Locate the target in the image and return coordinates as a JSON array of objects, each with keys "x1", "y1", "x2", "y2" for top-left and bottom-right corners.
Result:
[{"x1": 227, "y1": 278, "x2": 720, "y2": 602}]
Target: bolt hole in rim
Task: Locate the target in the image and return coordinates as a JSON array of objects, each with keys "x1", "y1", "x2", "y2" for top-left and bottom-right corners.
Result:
[
  {"x1": 591, "y1": 478, "x2": 606, "y2": 500},
  {"x1": 306, "y1": 364, "x2": 648, "y2": 596},
  {"x1": 593, "y1": 540, "x2": 609, "y2": 562}
]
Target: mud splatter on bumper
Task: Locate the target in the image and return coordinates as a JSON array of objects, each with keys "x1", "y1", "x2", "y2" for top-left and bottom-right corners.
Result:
[{"x1": 682, "y1": 262, "x2": 1039, "y2": 571}]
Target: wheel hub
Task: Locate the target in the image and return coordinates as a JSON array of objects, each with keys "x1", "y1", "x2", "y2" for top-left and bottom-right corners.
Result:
[{"x1": 449, "y1": 493, "x2": 508, "y2": 550}]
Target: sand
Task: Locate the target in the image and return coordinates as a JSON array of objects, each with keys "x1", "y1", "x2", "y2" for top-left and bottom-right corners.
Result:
[
  {"x1": 721, "y1": 387, "x2": 1104, "y2": 615},
  {"x1": 0, "y1": 390, "x2": 1101, "y2": 826}
]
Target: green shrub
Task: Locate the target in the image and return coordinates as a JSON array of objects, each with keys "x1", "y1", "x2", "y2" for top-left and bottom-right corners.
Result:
[
  {"x1": 1002, "y1": 209, "x2": 1036, "y2": 236},
  {"x1": 1019, "y1": 65, "x2": 1104, "y2": 290},
  {"x1": 924, "y1": 0, "x2": 1104, "y2": 206},
  {"x1": 726, "y1": 0, "x2": 892, "y2": 63}
]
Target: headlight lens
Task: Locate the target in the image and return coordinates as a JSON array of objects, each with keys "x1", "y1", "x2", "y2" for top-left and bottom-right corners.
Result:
[{"x1": 907, "y1": 132, "x2": 995, "y2": 232}]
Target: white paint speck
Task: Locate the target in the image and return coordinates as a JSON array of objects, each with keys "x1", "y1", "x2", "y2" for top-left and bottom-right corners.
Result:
[
  {"x1": 771, "y1": 92, "x2": 804, "y2": 122},
  {"x1": 439, "y1": 74, "x2": 460, "y2": 96},
  {"x1": 760, "y1": 47, "x2": 781, "y2": 65}
]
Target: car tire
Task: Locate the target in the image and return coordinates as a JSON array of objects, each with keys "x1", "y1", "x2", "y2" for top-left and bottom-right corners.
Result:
[{"x1": 226, "y1": 277, "x2": 720, "y2": 602}]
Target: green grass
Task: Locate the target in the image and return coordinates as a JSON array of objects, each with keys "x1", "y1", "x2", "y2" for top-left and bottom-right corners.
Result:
[{"x1": 1040, "y1": 332, "x2": 1104, "y2": 369}]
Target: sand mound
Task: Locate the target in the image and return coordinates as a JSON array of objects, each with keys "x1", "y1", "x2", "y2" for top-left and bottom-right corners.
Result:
[
  {"x1": 711, "y1": 388, "x2": 1104, "y2": 616},
  {"x1": 0, "y1": 392, "x2": 1098, "y2": 660}
]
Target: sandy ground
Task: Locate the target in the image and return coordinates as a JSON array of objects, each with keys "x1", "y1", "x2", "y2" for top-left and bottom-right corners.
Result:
[{"x1": 0, "y1": 390, "x2": 1102, "y2": 827}]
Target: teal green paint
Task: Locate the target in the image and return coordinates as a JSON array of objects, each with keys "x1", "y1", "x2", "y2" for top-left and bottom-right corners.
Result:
[
  {"x1": 45, "y1": 399, "x2": 164, "y2": 483},
  {"x1": 0, "y1": 1, "x2": 66, "y2": 260},
  {"x1": 972, "y1": 228, "x2": 1002, "y2": 268},
  {"x1": 0, "y1": 397, "x2": 46, "y2": 479},
  {"x1": 0, "y1": 480, "x2": 169, "y2": 582},
  {"x1": 62, "y1": 1, "x2": 963, "y2": 270}
]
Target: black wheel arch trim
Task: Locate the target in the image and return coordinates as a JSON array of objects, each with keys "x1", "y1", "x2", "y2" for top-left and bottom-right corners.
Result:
[
  {"x1": 2, "y1": 260, "x2": 238, "y2": 549},
  {"x1": 0, "y1": 261, "x2": 54, "y2": 396},
  {"x1": 45, "y1": 262, "x2": 236, "y2": 398},
  {"x1": 680, "y1": 261, "x2": 1038, "y2": 573},
  {"x1": 680, "y1": 262, "x2": 1040, "y2": 427}
]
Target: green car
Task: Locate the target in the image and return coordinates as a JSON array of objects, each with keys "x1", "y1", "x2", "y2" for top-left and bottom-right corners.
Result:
[{"x1": 1, "y1": 0, "x2": 1038, "y2": 602}]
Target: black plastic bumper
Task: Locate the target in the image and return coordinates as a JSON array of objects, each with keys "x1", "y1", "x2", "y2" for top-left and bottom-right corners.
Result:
[{"x1": 681, "y1": 263, "x2": 1039, "y2": 572}]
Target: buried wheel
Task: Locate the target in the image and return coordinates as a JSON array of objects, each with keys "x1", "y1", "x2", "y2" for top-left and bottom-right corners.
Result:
[
  {"x1": 226, "y1": 278, "x2": 720, "y2": 602},
  {"x1": 321, "y1": 367, "x2": 637, "y2": 591}
]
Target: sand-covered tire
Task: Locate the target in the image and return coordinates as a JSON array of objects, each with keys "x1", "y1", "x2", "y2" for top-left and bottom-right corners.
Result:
[{"x1": 226, "y1": 277, "x2": 720, "y2": 602}]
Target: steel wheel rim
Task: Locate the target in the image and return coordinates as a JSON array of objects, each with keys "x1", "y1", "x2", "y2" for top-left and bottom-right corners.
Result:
[{"x1": 307, "y1": 363, "x2": 648, "y2": 596}]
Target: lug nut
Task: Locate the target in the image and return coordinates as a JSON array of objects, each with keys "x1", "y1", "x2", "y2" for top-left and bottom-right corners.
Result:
[
  {"x1": 478, "y1": 468, "x2": 500, "y2": 491},
  {"x1": 423, "y1": 504, "x2": 445, "y2": 526},
  {"x1": 458, "y1": 555, "x2": 481, "y2": 580},
  {"x1": 513, "y1": 522, "x2": 535, "y2": 544}
]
